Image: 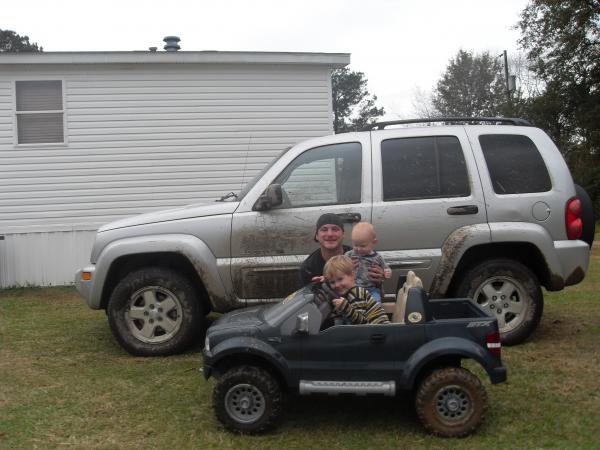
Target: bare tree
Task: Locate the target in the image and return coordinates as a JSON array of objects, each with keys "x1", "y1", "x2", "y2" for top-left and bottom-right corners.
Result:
[{"x1": 410, "y1": 86, "x2": 438, "y2": 118}]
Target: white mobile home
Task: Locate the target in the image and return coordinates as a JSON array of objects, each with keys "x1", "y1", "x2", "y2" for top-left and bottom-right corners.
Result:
[{"x1": 0, "y1": 49, "x2": 349, "y2": 287}]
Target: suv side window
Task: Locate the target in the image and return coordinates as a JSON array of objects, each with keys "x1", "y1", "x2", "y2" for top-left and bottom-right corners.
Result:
[
  {"x1": 273, "y1": 142, "x2": 362, "y2": 208},
  {"x1": 381, "y1": 136, "x2": 470, "y2": 201},
  {"x1": 479, "y1": 134, "x2": 551, "y2": 194}
]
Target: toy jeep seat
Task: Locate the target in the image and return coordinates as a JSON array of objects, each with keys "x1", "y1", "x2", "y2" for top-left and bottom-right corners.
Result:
[
  {"x1": 392, "y1": 270, "x2": 424, "y2": 324},
  {"x1": 402, "y1": 287, "x2": 431, "y2": 324}
]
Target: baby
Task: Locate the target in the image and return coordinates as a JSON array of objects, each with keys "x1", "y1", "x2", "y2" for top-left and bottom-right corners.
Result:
[
  {"x1": 345, "y1": 222, "x2": 391, "y2": 303},
  {"x1": 323, "y1": 255, "x2": 390, "y2": 325}
]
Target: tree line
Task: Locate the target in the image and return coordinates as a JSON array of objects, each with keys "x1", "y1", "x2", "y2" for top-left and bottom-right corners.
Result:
[{"x1": 333, "y1": 0, "x2": 599, "y2": 216}]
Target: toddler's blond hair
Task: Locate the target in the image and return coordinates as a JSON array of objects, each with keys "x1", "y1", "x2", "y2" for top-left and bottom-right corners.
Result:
[{"x1": 323, "y1": 255, "x2": 354, "y2": 279}]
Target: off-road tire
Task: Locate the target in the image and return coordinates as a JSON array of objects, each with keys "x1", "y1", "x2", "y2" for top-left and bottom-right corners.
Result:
[
  {"x1": 107, "y1": 267, "x2": 202, "y2": 356},
  {"x1": 455, "y1": 258, "x2": 543, "y2": 346},
  {"x1": 213, "y1": 366, "x2": 282, "y2": 434},
  {"x1": 415, "y1": 367, "x2": 488, "y2": 438}
]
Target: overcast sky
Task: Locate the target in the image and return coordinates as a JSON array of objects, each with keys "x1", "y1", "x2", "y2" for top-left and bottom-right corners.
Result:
[{"x1": 3, "y1": 0, "x2": 529, "y2": 118}]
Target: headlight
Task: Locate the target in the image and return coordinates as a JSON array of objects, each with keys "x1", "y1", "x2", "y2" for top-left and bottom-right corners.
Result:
[{"x1": 204, "y1": 336, "x2": 210, "y2": 352}]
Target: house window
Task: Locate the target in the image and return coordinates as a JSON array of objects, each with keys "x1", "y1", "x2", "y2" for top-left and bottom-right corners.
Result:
[{"x1": 15, "y1": 80, "x2": 64, "y2": 144}]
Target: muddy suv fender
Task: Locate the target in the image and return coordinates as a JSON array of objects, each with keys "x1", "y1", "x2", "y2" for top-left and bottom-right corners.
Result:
[
  {"x1": 77, "y1": 234, "x2": 230, "y2": 311},
  {"x1": 430, "y1": 222, "x2": 587, "y2": 297},
  {"x1": 431, "y1": 222, "x2": 589, "y2": 345}
]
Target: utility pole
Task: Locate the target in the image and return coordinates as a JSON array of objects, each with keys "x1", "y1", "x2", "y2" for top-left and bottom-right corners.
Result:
[
  {"x1": 503, "y1": 50, "x2": 510, "y2": 103},
  {"x1": 500, "y1": 50, "x2": 516, "y2": 115}
]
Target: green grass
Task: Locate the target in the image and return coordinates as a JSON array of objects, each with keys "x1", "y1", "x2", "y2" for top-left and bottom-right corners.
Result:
[{"x1": 1, "y1": 241, "x2": 599, "y2": 449}]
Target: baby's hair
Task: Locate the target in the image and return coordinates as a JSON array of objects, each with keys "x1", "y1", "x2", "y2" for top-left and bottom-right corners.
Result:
[
  {"x1": 352, "y1": 221, "x2": 377, "y2": 240},
  {"x1": 323, "y1": 255, "x2": 354, "y2": 279}
]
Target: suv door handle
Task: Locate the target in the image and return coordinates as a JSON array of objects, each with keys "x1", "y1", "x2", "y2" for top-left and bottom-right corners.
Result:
[
  {"x1": 336, "y1": 213, "x2": 361, "y2": 223},
  {"x1": 370, "y1": 333, "x2": 386, "y2": 343},
  {"x1": 447, "y1": 205, "x2": 479, "y2": 215}
]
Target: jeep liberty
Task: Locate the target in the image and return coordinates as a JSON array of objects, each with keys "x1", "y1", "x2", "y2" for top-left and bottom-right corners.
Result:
[{"x1": 75, "y1": 117, "x2": 594, "y2": 356}]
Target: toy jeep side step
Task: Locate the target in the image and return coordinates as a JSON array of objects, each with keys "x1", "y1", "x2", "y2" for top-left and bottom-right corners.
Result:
[{"x1": 299, "y1": 380, "x2": 396, "y2": 396}]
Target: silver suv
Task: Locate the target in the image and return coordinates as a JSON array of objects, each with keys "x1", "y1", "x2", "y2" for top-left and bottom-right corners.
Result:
[{"x1": 75, "y1": 117, "x2": 594, "y2": 356}]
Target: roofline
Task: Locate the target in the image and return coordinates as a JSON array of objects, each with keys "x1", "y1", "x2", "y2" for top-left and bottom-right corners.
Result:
[{"x1": 0, "y1": 51, "x2": 350, "y2": 67}]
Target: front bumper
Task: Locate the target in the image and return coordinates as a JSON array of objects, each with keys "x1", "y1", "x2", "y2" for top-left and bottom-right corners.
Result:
[
  {"x1": 202, "y1": 349, "x2": 214, "y2": 379},
  {"x1": 74, "y1": 265, "x2": 99, "y2": 309}
]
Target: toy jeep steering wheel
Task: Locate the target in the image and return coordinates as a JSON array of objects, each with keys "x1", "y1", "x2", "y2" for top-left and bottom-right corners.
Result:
[{"x1": 311, "y1": 283, "x2": 337, "y2": 321}]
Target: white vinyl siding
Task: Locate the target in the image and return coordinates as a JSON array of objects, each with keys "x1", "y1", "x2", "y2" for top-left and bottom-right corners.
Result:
[{"x1": 0, "y1": 64, "x2": 333, "y2": 235}]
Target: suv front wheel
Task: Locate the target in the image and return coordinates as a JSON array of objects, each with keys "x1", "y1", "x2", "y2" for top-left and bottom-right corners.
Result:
[
  {"x1": 455, "y1": 259, "x2": 543, "y2": 346},
  {"x1": 107, "y1": 267, "x2": 202, "y2": 356}
]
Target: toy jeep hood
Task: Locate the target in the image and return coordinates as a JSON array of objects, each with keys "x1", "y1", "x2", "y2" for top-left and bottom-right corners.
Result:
[{"x1": 210, "y1": 306, "x2": 265, "y2": 331}]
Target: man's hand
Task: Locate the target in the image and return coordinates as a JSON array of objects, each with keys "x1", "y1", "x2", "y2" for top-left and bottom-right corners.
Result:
[
  {"x1": 368, "y1": 264, "x2": 385, "y2": 283},
  {"x1": 331, "y1": 298, "x2": 344, "y2": 309}
]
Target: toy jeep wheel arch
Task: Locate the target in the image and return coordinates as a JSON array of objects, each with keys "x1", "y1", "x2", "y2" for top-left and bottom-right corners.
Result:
[{"x1": 415, "y1": 367, "x2": 488, "y2": 438}]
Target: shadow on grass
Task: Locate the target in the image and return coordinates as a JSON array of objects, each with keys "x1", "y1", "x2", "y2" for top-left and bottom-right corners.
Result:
[
  {"x1": 67, "y1": 309, "x2": 219, "y2": 358},
  {"x1": 524, "y1": 308, "x2": 589, "y2": 347},
  {"x1": 280, "y1": 392, "x2": 418, "y2": 433}
]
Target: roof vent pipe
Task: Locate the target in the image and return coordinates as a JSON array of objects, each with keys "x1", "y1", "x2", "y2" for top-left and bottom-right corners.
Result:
[{"x1": 163, "y1": 36, "x2": 181, "y2": 52}]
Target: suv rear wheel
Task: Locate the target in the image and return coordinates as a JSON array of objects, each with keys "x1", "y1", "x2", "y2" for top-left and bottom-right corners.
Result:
[
  {"x1": 455, "y1": 259, "x2": 543, "y2": 346},
  {"x1": 107, "y1": 267, "x2": 202, "y2": 356}
]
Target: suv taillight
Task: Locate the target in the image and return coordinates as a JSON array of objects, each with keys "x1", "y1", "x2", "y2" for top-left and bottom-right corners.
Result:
[
  {"x1": 486, "y1": 331, "x2": 501, "y2": 357},
  {"x1": 565, "y1": 198, "x2": 583, "y2": 240}
]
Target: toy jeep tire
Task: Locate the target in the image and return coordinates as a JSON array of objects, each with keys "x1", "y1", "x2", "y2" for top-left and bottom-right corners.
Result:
[
  {"x1": 416, "y1": 367, "x2": 488, "y2": 438},
  {"x1": 107, "y1": 267, "x2": 202, "y2": 356},
  {"x1": 213, "y1": 365, "x2": 282, "y2": 434}
]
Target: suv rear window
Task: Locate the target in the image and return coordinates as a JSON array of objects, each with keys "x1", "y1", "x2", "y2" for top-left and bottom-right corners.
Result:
[
  {"x1": 381, "y1": 136, "x2": 470, "y2": 201},
  {"x1": 479, "y1": 134, "x2": 551, "y2": 194}
]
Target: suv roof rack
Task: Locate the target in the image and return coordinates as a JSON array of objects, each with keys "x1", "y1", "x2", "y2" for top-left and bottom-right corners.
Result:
[{"x1": 363, "y1": 117, "x2": 532, "y2": 131}]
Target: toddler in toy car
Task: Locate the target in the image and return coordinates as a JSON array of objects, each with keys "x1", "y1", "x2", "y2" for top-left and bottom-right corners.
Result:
[
  {"x1": 345, "y1": 222, "x2": 391, "y2": 303},
  {"x1": 323, "y1": 255, "x2": 390, "y2": 325}
]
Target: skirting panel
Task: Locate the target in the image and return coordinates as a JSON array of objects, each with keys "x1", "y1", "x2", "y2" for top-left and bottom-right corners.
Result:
[{"x1": 0, "y1": 230, "x2": 96, "y2": 287}]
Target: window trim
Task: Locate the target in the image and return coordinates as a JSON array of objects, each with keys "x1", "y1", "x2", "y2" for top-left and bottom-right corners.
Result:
[{"x1": 13, "y1": 79, "x2": 68, "y2": 147}]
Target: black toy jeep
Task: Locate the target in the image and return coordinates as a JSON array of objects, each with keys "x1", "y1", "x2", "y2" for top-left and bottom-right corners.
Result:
[{"x1": 202, "y1": 284, "x2": 507, "y2": 437}]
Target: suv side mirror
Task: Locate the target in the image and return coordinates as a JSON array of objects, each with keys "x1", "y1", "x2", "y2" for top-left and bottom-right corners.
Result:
[
  {"x1": 296, "y1": 312, "x2": 310, "y2": 334},
  {"x1": 253, "y1": 184, "x2": 283, "y2": 211}
]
